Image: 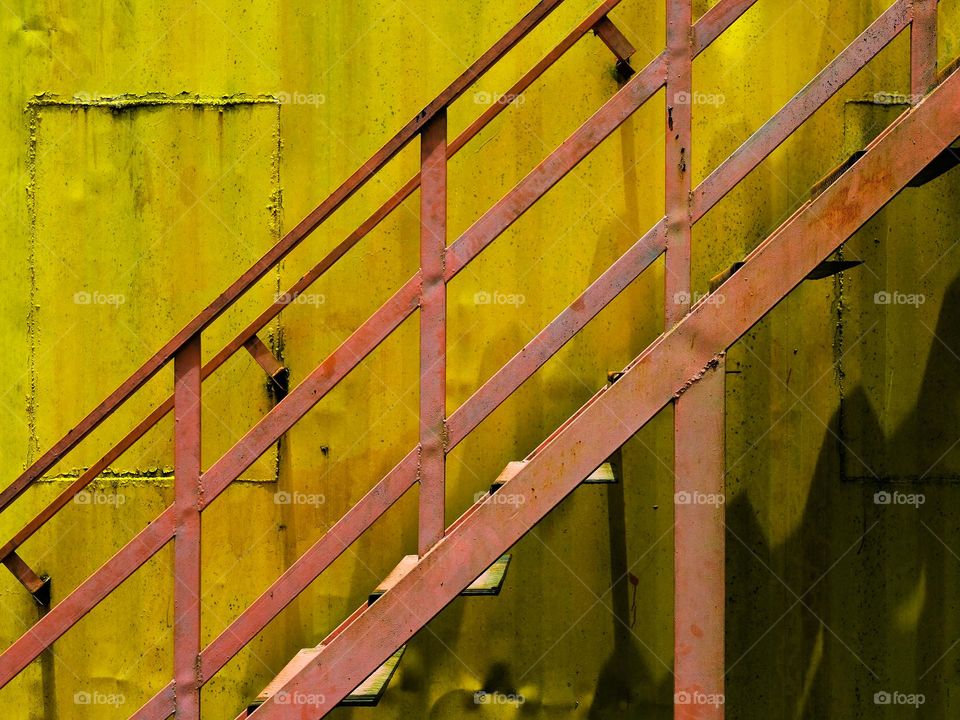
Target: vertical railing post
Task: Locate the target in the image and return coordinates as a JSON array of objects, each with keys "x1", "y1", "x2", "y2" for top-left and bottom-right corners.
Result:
[
  {"x1": 674, "y1": 358, "x2": 725, "y2": 720},
  {"x1": 665, "y1": 0, "x2": 693, "y2": 327},
  {"x1": 174, "y1": 333, "x2": 202, "y2": 719},
  {"x1": 667, "y1": 1, "x2": 723, "y2": 716},
  {"x1": 911, "y1": 0, "x2": 938, "y2": 100},
  {"x1": 418, "y1": 109, "x2": 448, "y2": 557}
]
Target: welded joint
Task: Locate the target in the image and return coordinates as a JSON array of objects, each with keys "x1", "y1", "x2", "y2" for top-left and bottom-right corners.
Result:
[
  {"x1": 673, "y1": 352, "x2": 726, "y2": 401},
  {"x1": 415, "y1": 423, "x2": 450, "y2": 483}
]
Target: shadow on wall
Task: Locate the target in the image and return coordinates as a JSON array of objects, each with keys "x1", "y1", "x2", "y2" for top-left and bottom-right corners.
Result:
[{"x1": 727, "y1": 271, "x2": 960, "y2": 719}]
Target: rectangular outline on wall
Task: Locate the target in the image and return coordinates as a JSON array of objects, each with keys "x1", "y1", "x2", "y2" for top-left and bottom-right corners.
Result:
[{"x1": 25, "y1": 93, "x2": 284, "y2": 483}]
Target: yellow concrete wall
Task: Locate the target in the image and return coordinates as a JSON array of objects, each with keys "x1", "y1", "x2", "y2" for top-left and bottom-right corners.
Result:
[{"x1": 0, "y1": 0, "x2": 958, "y2": 718}]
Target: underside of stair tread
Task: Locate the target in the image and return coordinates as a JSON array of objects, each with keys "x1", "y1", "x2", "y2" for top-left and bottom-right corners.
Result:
[
  {"x1": 908, "y1": 139, "x2": 960, "y2": 186},
  {"x1": 369, "y1": 555, "x2": 418, "y2": 604},
  {"x1": 462, "y1": 554, "x2": 511, "y2": 595},
  {"x1": 336, "y1": 645, "x2": 406, "y2": 706},
  {"x1": 489, "y1": 458, "x2": 618, "y2": 492},
  {"x1": 812, "y1": 138, "x2": 959, "y2": 196},
  {"x1": 255, "y1": 647, "x2": 320, "y2": 703},
  {"x1": 709, "y1": 258, "x2": 863, "y2": 292},
  {"x1": 372, "y1": 554, "x2": 512, "y2": 602},
  {"x1": 252, "y1": 645, "x2": 406, "y2": 710},
  {"x1": 582, "y1": 461, "x2": 617, "y2": 484}
]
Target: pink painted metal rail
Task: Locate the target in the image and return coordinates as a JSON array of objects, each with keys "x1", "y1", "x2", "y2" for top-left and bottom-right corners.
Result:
[{"x1": 0, "y1": 0, "x2": 949, "y2": 717}]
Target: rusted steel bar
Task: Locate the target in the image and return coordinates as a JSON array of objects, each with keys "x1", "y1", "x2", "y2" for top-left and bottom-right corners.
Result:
[
  {"x1": 0, "y1": 0, "x2": 565, "y2": 516},
  {"x1": 173, "y1": 335, "x2": 202, "y2": 719},
  {"x1": 128, "y1": 682, "x2": 175, "y2": 720},
  {"x1": 197, "y1": 450, "x2": 418, "y2": 685},
  {"x1": 911, "y1": 0, "x2": 938, "y2": 98},
  {"x1": 665, "y1": 0, "x2": 693, "y2": 326},
  {"x1": 446, "y1": 219, "x2": 668, "y2": 448},
  {"x1": 674, "y1": 358, "x2": 725, "y2": 720},
  {"x1": 593, "y1": 15, "x2": 636, "y2": 78},
  {"x1": 0, "y1": 506, "x2": 176, "y2": 688},
  {"x1": 199, "y1": 278, "x2": 421, "y2": 506},
  {"x1": 248, "y1": 67, "x2": 960, "y2": 717},
  {"x1": 242, "y1": 335, "x2": 285, "y2": 380},
  {"x1": 418, "y1": 112, "x2": 448, "y2": 556},
  {"x1": 1, "y1": 552, "x2": 48, "y2": 603},
  {"x1": 444, "y1": 0, "x2": 767, "y2": 446},
  {"x1": 691, "y1": 0, "x2": 910, "y2": 222},
  {"x1": 593, "y1": 16, "x2": 635, "y2": 62},
  {"x1": 445, "y1": 53, "x2": 668, "y2": 279}
]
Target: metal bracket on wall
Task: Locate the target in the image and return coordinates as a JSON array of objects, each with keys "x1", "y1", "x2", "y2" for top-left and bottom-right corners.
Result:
[{"x1": 593, "y1": 16, "x2": 636, "y2": 80}]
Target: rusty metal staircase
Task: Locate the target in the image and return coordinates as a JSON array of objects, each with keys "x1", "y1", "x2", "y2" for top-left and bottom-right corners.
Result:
[{"x1": 0, "y1": 0, "x2": 956, "y2": 718}]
